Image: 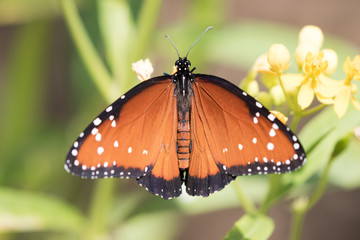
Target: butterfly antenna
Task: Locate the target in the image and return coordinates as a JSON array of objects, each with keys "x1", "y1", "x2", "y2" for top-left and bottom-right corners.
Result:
[
  {"x1": 186, "y1": 26, "x2": 213, "y2": 58},
  {"x1": 165, "y1": 34, "x2": 180, "y2": 58}
]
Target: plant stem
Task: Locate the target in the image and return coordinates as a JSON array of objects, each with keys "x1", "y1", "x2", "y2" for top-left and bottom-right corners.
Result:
[
  {"x1": 233, "y1": 179, "x2": 257, "y2": 214},
  {"x1": 85, "y1": 180, "x2": 116, "y2": 239},
  {"x1": 290, "y1": 113, "x2": 301, "y2": 132},
  {"x1": 60, "y1": 0, "x2": 118, "y2": 238},
  {"x1": 60, "y1": 0, "x2": 113, "y2": 103},
  {"x1": 131, "y1": 0, "x2": 163, "y2": 62},
  {"x1": 289, "y1": 205, "x2": 306, "y2": 240},
  {"x1": 300, "y1": 104, "x2": 326, "y2": 117},
  {"x1": 260, "y1": 174, "x2": 281, "y2": 214},
  {"x1": 289, "y1": 155, "x2": 334, "y2": 240},
  {"x1": 306, "y1": 157, "x2": 333, "y2": 210},
  {"x1": 126, "y1": 0, "x2": 163, "y2": 91},
  {"x1": 277, "y1": 73, "x2": 299, "y2": 114}
]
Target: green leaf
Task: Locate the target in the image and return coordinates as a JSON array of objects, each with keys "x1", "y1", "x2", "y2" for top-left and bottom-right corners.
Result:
[
  {"x1": 224, "y1": 214, "x2": 274, "y2": 240},
  {"x1": 97, "y1": 0, "x2": 135, "y2": 94},
  {"x1": 0, "y1": 21, "x2": 50, "y2": 184},
  {"x1": 0, "y1": 187, "x2": 85, "y2": 233},
  {"x1": 114, "y1": 211, "x2": 179, "y2": 240},
  {"x1": 283, "y1": 106, "x2": 360, "y2": 187},
  {"x1": 329, "y1": 138, "x2": 360, "y2": 189}
]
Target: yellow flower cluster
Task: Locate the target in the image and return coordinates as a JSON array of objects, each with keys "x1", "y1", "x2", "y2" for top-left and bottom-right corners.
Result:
[{"x1": 251, "y1": 25, "x2": 360, "y2": 118}]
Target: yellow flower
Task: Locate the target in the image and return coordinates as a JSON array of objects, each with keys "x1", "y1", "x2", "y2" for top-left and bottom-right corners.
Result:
[
  {"x1": 333, "y1": 56, "x2": 360, "y2": 118},
  {"x1": 343, "y1": 55, "x2": 360, "y2": 80},
  {"x1": 294, "y1": 43, "x2": 320, "y2": 69},
  {"x1": 132, "y1": 58, "x2": 153, "y2": 81},
  {"x1": 270, "y1": 110, "x2": 288, "y2": 124},
  {"x1": 297, "y1": 52, "x2": 339, "y2": 109},
  {"x1": 333, "y1": 80, "x2": 360, "y2": 118},
  {"x1": 267, "y1": 44, "x2": 290, "y2": 73}
]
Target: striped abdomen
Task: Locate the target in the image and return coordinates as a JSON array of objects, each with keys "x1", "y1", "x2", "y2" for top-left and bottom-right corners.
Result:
[{"x1": 177, "y1": 111, "x2": 191, "y2": 169}]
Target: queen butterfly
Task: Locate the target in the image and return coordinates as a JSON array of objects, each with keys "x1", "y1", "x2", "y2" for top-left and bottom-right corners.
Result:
[{"x1": 65, "y1": 27, "x2": 306, "y2": 199}]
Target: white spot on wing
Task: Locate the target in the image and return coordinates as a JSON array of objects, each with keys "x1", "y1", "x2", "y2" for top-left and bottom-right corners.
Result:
[
  {"x1": 111, "y1": 120, "x2": 116, "y2": 127},
  {"x1": 74, "y1": 159, "x2": 79, "y2": 166},
  {"x1": 97, "y1": 146, "x2": 104, "y2": 155},
  {"x1": 267, "y1": 142, "x2": 274, "y2": 150},
  {"x1": 269, "y1": 128, "x2": 276, "y2": 137},
  {"x1": 272, "y1": 123, "x2": 279, "y2": 129},
  {"x1": 64, "y1": 164, "x2": 70, "y2": 172},
  {"x1": 73, "y1": 141, "x2": 79, "y2": 148},
  {"x1": 121, "y1": 95, "x2": 125, "y2": 99},
  {"x1": 95, "y1": 133, "x2": 101, "y2": 141},
  {"x1": 91, "y1": 128, "x2": 98, "y2": 135},
  {"x1": 238, "y1": 144, "x2": 243, "y2": 150},
  {"x1": 106, "y1": 106, "x2": 113, "y2": 112},
  {"x1": 79, "y1": 132, "x2": 84, "y2": 138},
  {"x1": 128, "y1": 146, "x2": 132, "y2": 153},
  {"x1": 268, "y1": 113, "x2": 276, "y2": 121},
  {"x1": 114, "y1": 140, "x2": 119, "y2": 147},
  {"x1": 252, "y1": 137, "x2": 257, "y2": 144},
  {"x1": 109, "y1": 115, "x2": 114, "y2": 121},
  {"x1": 142, "y1": 149, "x2": 148, "y2": 155},
  {"x1": 93, "y1": 117, "x2": 102, "y2": 126},
  {"x1": 256, "y1": 102, "x2": 263, "y2": 108},
  {"x1": 294, "y1": 143, "x2": 300, "y2": 150},
  {"x1": 292, "y1": 135, "x2": 298, "y2": 142},
  {"x1": 71, "y1": 149, "x2": 78, "y2": 156},
  {"x1": 253, "y1": 117, "x2": 258, "y2": 124}
]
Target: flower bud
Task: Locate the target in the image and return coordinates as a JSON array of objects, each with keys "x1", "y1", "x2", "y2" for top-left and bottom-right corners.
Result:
[
  {"x1": 132, "y1": 58, "x2": 153, "y2": 81},
  {"x1": 252, "y1": 53, "x2": 272, "y2": 73},
  {"x1": 267, "y1": 44, "x2": 290, "y2": 73},
  {"x1": 245, "y1": 80, "x2": 259, "y2": 97},
  {"x1": 298, "y1": 25, "x2": 324, "y2": 49},
  {"x1": 321, "y1": 49, "x2": 338, "y2": 75},
  {"x1": 269, "y1": 85, "x2": 286, "y2": 106}
]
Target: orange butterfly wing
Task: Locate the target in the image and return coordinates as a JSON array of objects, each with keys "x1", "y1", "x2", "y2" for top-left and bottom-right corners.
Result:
[
  {"x1": 65, "y1": 76, "x2": 182, "y2": 199},
  {"x1": 186, "y1": 75, "x2": 306, "y2": 196}
]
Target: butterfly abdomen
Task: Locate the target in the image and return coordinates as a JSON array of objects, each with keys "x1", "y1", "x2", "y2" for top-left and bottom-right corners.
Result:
[{"x1": 177, "y1": 111, "x2": 191, "y2": 169}]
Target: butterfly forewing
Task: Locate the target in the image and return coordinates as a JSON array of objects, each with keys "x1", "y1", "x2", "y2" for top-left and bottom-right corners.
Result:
[
  {"x1": 65, "y1": 76, "x2": 182, "y2": 198},
  {"x1": 186, "y1": 74, "x2": 306, "y2": 195}
]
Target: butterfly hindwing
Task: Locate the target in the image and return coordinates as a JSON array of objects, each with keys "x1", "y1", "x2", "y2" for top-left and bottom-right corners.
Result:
[
  {"x1": 65, "y1": 76, "x2": 182, "y2": 199},
  {"x1": 186, "y1": 74, "x2": 306, "y2": 195}
]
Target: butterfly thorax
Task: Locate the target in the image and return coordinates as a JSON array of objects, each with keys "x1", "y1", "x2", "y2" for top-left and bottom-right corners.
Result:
[{"x1": 172, "y1": 57, "x2": 194, "y2": 170}]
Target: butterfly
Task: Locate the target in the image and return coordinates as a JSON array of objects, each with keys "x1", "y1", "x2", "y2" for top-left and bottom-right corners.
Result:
[{"x1": 65, "y1": 27, "x2": 306, "y2": 199}]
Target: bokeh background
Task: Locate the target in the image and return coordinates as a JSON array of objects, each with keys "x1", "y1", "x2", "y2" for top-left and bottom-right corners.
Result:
[{"x1": 1, "y1": 0, "x2": 360, "y2": 239}]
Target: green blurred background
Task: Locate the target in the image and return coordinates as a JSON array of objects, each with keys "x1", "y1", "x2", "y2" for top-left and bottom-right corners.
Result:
[{"x1": 0, "y1": 0, "x2": 360, "y2": 239}]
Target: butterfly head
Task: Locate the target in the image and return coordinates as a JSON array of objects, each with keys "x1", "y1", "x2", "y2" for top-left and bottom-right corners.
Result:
[{"x1": 175, "y1": 58, "x2": 191, "y2": 73}]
